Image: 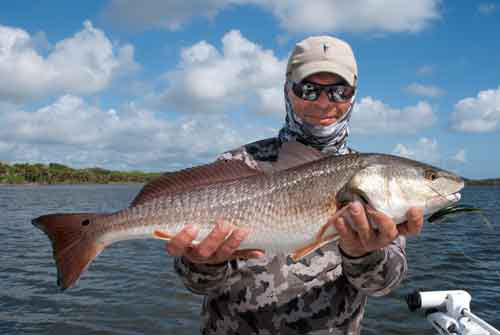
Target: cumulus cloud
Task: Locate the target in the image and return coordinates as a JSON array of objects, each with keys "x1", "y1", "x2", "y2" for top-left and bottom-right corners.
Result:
[
  {"x1": 451, "y1": 86, "x2": 500, "y2": 132},
  {"x1": 0, "y1": 95, "x2": 270, "y2": 171},
  {"x1": 263, "y1": 0, "x2": 441, "y2": 33},
  {"x1": 404, "y1": 83, "x2": 445, "y2": 98},
  {"x1": 162, "y1": 30, "x2": 286, "y2": 115},
  {"x1": 0, "y1": 21, "x2": 138, "y2": 103},
  {"x1": 392, "y1": 138, "x2": 439, "y2": 165},
  {"x1": 452, "y1": 149, "x2": 466, "y2": 164},
  {"x1": 417, "y1": 65, "x2": 435, "y2": 75},
  {"x1": 102, "y1": 0, "x2": 245, "y2": 31},
  {"x1": 478, "y1": 3, "x2": 497, "y2": 14},
  {"x1": 351, "y1": 97, "x2": 436, "y2": 133},
  {"x1": 393, "y1": 139, "x2": 468, "y2": 168},
  {"x1": 102, "y1": 0, "x2": 441, "y2": 34}
]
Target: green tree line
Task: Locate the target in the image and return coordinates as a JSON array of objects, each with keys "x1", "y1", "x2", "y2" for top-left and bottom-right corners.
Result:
[
  {"x1": 465, "y1": 178, "x2": 500, "y2": 186},
  {"x1": 0, "y1": 161, "x2": 498, "y2": 186},
  {"x1": 0, "y1": 162, "x2": 161, "y2": 185}
]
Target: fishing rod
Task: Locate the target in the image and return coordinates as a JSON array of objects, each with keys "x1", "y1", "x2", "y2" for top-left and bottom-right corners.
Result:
[{"x1": 406, "y1": 290, "x2": 500, "y2": 335}]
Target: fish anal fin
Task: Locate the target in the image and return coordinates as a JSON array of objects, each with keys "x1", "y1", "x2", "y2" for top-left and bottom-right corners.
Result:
[
  {"x1": 130, "y1": 160, "x2": 261, "y2": 207},
  {"x1": 233, "y1": 248, "x2": 266, "y2": 260}
]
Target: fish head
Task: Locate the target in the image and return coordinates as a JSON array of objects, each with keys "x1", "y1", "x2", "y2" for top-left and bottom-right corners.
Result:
[{"x1": 337, "y1": 155, "x2": 465, "y2": 224}]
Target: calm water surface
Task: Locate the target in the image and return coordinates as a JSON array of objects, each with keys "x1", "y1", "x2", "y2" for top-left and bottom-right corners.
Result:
[{"x1": 1, "y1": 184, "x2": 499, "y2": 334}]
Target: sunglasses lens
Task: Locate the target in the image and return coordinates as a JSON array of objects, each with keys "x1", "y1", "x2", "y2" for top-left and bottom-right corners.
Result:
[
  {"x1": 292, "y1": 82, "x2": 317, "y2": 101},
  {"x1": 301, "y1": 83, "x2": 320, "y2": 100},
  {"x1": 327, "y1": 85, "x2": 355, "y2": 102},
  {"x1": 292, "y1": 81, "x2": 354, "y2": 102}
]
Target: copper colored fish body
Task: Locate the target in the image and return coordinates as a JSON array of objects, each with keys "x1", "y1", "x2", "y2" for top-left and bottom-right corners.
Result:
[{"x1": 33, "y1": 143, "x2": 464, "y2": 290}]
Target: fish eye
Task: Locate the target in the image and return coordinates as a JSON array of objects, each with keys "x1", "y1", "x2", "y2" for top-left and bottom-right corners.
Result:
[{"x1": 424, "y1": 170, "x2": 438, "y2": 181}]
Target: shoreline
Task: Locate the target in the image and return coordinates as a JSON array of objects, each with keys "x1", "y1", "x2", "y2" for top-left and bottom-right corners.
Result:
[
  {"x1": 0, "y1": 182, "x2": 146, "y2": 187},
  {"x1": 2, "y1": 181, "x2": 500, "y2": 187}
]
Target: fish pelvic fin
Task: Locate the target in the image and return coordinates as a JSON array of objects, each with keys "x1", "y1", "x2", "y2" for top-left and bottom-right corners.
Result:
[
  {"x1": 32, "y1": 213, "x2": 107, "y2": 291},
  {"x1": 290, "y1": 223, "x2": 339, "y2": 262},
  {"x1": 290, "y1": 206, "x2": 350, "y2": 262},
  {"x1": 290, "y1": 233, "x2": 339, "y2": 262}
]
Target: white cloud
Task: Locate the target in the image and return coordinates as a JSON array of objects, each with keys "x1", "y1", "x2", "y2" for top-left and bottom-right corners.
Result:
[
  {"x1": 0, "y1": 21, "x2": 138, "y2": 103},
  {"x1": 478, "y1": 3, "x2": 497, "y2": 14},
  {"x1": 31, "y1": 31, "x2": 50, "y2": 52},
  {"x1": 102, "y1": 0, "x2": 441, "y2": 34},
  {"x1": 162, "y1": 30, "x2": 286, "y2": 115},
  {"x1": 417, "y1": 65, "x2": 435, "y2": 75},
  {"x1": 393, "y1": 139, "x2": 468, "y2": 168},
  {"x1": 452, "y1": 149, "x2": 466, "y2": 164},
  {"x1": 392, "y1": 138, "x2": 439, "y2": 165},
  {"x1": 351, "y1": 97, "x2": 436, "y2": 133},
  {"x1": 0, "y1": 95, "x2": 270, "y2": 171},
  {"x1": 451, "y1": 86, "x2": 500, "y2": 132},
  {"x1": 102, "y1": 0, "x2": 243, "y2": 31},
  {"x1": 263, "y1": 0, "x2": 441, "y2": 34},
  {"x1": 404, "y1": 83, "x2": 445, "y2": 98},
  {"x1": 392, "y1": 143, "x2": 414, "y2": 158}
]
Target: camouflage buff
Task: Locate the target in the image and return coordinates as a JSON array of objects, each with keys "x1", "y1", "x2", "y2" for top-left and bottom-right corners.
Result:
[{"x1": 174, "y1": 137, "x2": 408, "y2": 335}]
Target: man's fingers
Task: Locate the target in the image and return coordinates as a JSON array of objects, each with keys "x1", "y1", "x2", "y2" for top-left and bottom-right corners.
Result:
[
  {"x1": 195, "y1": 221, "x2": 232, "y2": 258},
  {"x1": 349, "y1": 202, "x2": 374, "y2": 247},
  {"x1": 406, "y1": 207, "x2": 424, "y2": 235},
  {"x1": 213, "y1": 228, "x2": 250, "y2": 261},
  {"x1": 372, "y1": 210, "x2": 399, "y2": 247},
  {"x1": 332, "y1": 217, "x2": 356, "y2": 241},
  {"x1": 166, "y1": 225, "x2": 199, "y2": 256},
  {"x1": 397, "y1": 222, "x2": 410, "y2": 236}
]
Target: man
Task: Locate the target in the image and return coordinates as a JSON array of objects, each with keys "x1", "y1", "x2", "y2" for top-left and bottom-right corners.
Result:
[{"x1": 167, "y1": 36, "x2": 424, "y2": 334}]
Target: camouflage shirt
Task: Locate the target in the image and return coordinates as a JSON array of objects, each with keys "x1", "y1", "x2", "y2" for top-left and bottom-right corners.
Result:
[{"x1": 174, "y1": 137, "x2": 408, "y2": 335}]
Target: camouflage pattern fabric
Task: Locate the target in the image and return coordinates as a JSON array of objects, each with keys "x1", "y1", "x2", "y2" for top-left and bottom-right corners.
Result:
[{"x1": 174, "y1": 137, "x2": 407, "y2": 335}]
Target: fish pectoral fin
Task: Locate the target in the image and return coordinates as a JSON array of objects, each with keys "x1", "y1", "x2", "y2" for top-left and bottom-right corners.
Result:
[{"x1": 152, "y1": 230, "x2": 174, "y2": 241}]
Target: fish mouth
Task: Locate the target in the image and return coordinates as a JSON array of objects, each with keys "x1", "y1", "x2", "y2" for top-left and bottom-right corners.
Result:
[
  {"x1": 428, "y1": 192, "x2": 461, "y2": 208},
  {"x1": 448, "y1": 192, "x2": 461, "y2": 202}
]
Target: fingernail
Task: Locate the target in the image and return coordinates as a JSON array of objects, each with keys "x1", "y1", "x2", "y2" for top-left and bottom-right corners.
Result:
[
  {"x1": 234, "y1": 228, "x2": 249, "y2": 240},
  {"x1": 240, "y1": 228, "x2": 250, "y2": 236},
  {"x1": 186, "y1": 225, "x2": 198, "y2": 235},
  {"x1": 408, "y1": 209, "x2": 421, "y2": 221},
  {"x1": 219, "y1": 222, "x2": 232, "y2": 234},
  {"x1": 350, "y1": 202, "x2": 361, "y2": 215}
]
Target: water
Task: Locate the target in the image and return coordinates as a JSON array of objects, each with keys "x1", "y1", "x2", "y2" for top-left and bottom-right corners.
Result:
[{"x1": 1, "y1": 184, "x2": 499, "y2": 335}]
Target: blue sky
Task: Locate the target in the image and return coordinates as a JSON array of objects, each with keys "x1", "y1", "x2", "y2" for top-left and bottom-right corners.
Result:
[{"x1": 0, "y1": 1, "x2": 499, "y2": 179}]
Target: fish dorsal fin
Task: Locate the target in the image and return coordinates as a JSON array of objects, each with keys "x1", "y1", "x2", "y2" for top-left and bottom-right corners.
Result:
[
  {"x1": 270, "y1": 140, "x2": 325, "y2": 172},
  {"x1": 130, "y1": 159, "x2": 261, "y2": 207}
]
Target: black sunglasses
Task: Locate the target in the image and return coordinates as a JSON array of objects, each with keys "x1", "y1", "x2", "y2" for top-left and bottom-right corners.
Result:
[{"x1": 291, "y1": 80, "x2": 355, "y2": 103}]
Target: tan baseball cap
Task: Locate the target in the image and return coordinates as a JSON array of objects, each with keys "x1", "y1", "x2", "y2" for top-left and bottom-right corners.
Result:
[{"x1": 286, "y1": 36, "x2": 358, "y2": 87}]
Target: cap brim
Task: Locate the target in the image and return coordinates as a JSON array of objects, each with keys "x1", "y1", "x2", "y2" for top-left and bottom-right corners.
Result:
[{"x1": 290, "y1": 61, "x2": 356, "y2": 86}]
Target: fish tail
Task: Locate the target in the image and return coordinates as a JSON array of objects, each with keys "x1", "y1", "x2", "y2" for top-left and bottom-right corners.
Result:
[{"x1": 32, "y1": 213, "x2": 106, "y2": 290}]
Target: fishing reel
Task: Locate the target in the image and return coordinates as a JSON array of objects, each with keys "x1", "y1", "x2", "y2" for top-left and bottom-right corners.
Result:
[{"x1": 406, "y1": 290, "x2": 500, "y2": 335}]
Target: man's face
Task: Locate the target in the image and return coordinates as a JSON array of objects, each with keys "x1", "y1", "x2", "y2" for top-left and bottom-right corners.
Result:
[{"x1": 287, "y1": 72, "x2": 353, "y2": 127}]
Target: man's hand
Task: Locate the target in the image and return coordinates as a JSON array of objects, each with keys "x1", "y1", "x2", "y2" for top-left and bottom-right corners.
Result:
[
  {"x1": 332, "y1": 202, "x2": 424, "y2": 258},
  {"x1": 166, "y1": 220, "x2": 265, "y2": 264}
]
